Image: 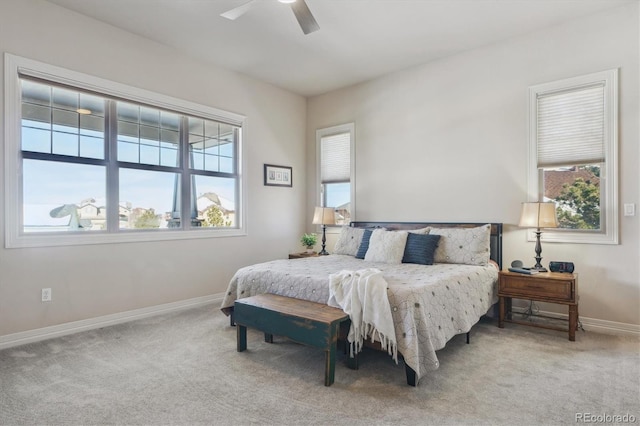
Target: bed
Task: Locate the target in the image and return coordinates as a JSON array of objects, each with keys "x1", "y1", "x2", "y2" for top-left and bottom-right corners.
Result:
[{"x1": 221, "y1": 221, "x2": 503, "y2": 386}]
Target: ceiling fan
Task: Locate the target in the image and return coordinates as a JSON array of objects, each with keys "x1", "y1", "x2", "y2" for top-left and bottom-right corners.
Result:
[{"x1": 221, "y1": 0, "x2": 320, "y2": 35}]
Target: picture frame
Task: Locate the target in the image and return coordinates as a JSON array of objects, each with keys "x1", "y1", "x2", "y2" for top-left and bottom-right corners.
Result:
[{"x1": 264, "y1": 164, "x2": 292, "y2": 187}]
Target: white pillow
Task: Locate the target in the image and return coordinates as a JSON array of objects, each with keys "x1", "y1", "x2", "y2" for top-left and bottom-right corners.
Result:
[
  {"x1": 333, "y1": 227, "x2": 366, "y2": 256},
  {"x1": 364, "y1": 229, "x2": 409, "y2": 264},
  {"x1": 430, "y1": 224, "x2": 491, "y2": 266}
]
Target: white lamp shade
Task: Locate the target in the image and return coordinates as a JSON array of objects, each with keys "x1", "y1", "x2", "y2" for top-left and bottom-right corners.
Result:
[
  {"x1": 519, "y1": 202, "x2": 559, "y2": 228},
  {"x1": 312, "y1": 207, "x2": 336, "y2": 225}
]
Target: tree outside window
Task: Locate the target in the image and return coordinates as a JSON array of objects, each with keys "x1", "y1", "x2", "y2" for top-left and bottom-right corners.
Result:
[{"x1": 543, "y1": 165, "x2": 600, "y2": 230}]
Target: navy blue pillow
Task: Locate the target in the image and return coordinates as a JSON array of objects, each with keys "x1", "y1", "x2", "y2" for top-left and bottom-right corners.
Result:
[
  {"x1": 355, "y1": 229, "x2": 373, "y2": 259},
  {"x1": 402, "y1": 233, "x2": 441, "y2": 265}
]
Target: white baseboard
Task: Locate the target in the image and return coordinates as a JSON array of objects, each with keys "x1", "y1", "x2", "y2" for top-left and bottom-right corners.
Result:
[
  {"x1": 0, "y1": 293, "x2": 225, "y2": 350},
  {"x1": 511, "y1": 306, "x2": 640, "y2": 337},
  {"x1": 2, "y1": 296, "x2": 637, "y2": 351}
]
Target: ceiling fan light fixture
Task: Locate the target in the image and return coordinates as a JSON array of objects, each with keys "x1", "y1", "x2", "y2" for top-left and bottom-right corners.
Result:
[{"x1": 221, "y1": 0, "x2": 318, "y2": 35}]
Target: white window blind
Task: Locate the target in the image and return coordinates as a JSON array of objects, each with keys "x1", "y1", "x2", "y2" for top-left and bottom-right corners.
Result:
[
  {"x1": 320, "y1": 132, "x2": 351, "y2": 184},
  {"x1": 537, "y1": 83, "x2": 605, "y2": 168}
]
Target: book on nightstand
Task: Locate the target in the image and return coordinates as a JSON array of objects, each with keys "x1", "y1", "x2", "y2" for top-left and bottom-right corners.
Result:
[{"x1": 508, "y1": 267, "x2": 539, "y2": 275}]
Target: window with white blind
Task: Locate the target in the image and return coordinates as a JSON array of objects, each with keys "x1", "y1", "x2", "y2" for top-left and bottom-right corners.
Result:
[
  {"x1": 528, "y1": 69, "x2": 618, "y2": 244},
  {"x1": 4, "y1": 54, "x2": 245, "y2": 248},
  {"x1": 316, "y1": 123, "x2": 355, "y2": 226}
]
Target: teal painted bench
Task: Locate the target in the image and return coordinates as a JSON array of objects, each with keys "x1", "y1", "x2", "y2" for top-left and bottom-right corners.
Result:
[{"x1": 234, "y1": 293, "x2": 350, "y2": 386}]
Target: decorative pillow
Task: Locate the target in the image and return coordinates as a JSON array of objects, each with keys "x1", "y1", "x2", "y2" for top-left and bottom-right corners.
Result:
[
  {"x1": 364, "y1": 229, "x2": 408, "y2": 264},
  {"x1": 430, "y1": 224, "x2": 491, "y2": 266},
  {"x1": 333, "y1": 227, "x2": 366, "y2": 256},
  {"x1": 402, "y1": 233, "x2": 441, "y2": 265},
  {"x1": 355, "y1": 229, "x2": 373, "y2": 259}
]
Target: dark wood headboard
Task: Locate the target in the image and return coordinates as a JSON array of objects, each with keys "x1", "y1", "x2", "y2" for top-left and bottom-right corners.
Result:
[{"x1": 350, "y1": 221, "x2": 503, "y2": 269}]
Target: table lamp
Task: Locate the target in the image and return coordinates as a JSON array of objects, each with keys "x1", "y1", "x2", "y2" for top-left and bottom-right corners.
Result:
[
  {"x1": 519, "y1": 201, "x2": 558, "y2": 272},
  {"x1": 312, "y1": 207, "x2": 335, "y2": 255}
]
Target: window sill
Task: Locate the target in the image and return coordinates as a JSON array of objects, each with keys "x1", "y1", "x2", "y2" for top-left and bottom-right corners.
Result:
[
  {"x1": 529, "y1": 229, "x2": 618, "y2": 245},
  {"x1": 6, "y1": 227, "x2": 247, "y2": 249}
]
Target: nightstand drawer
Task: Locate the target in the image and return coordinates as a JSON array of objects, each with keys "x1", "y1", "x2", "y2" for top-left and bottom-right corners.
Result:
[
  {"x1": 499, "y1": 271, "x2": 576, "y2": 303},
  {"x1": 499, "y1": 274, "x2": 574, "y2": 302}
]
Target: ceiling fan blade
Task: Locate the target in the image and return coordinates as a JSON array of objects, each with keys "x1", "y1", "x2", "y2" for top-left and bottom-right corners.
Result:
[
  {"x1": 220, "y1": 0, "x2": 256, "y2": 20},
  {"x1": 290, "y1": 0, "x2": 320, "y2": 35}
]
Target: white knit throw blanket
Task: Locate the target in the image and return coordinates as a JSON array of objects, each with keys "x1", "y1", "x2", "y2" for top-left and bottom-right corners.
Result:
[{"x1": 328, "y1": 268, "x2": 398, "y2": 363}]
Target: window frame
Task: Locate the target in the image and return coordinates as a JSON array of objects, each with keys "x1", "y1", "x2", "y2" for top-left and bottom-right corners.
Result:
[
  {"x1": 316, "y1": 123, "x2": 355, "y2": 230},
  {"x1": 527, "y1": 69, "x2": 618, "y2": 245},
  {"x1": 4, "y1": 53, "x2": 246, "y2": 248}
]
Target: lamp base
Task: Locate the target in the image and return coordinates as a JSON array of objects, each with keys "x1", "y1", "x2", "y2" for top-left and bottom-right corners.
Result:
[
  {"x1": 318, "y1": 225, "x2": 329, "y2": 255},
  {"x1": 530, "y1": 265, "x2": 548, "y2": 273},
  {"x1": 532, "y1": 229, "x2": 547, "y2": 272}
]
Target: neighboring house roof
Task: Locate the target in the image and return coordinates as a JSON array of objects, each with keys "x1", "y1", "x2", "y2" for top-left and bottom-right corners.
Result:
[
  {"x1": 197, "y1": 192, "x2": 234, "y2": 213},
  {"x1": 25, "y1": 194, "x2": 234, "y2": 228},
  {"x1": 544, "y1": 168, "x2": 600, "y2": 200}
]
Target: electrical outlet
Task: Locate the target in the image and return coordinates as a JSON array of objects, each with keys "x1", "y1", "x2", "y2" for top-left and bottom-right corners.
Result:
[{"x1": 41, "y1": 288, "x2": 52, "y2": 302}]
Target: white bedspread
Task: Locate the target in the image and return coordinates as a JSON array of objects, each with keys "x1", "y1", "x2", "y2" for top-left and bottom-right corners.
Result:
[
  {"x1": 221, "y1": 255, "x2": 498, "y2": 383},
  {"x1": 328, "y1": 268, "x2": 397, "y2": 363}
]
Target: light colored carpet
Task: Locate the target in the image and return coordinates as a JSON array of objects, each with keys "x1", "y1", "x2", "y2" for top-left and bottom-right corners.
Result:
[{"x1": 1, "y1": 304, "x2": 638, "y2": 425}]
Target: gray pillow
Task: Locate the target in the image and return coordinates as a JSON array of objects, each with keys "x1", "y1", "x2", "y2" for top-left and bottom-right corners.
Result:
[
  {"x1": 430, "y1": 224, "x2": 491, "y2": 266},
  {"x1": 333, "y1": 227, "x2": 365, "y2": 256}
]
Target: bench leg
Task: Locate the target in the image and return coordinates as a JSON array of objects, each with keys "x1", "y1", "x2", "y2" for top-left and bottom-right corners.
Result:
[
  {"x1": 237, "y1": 324, "x2": 247, "y2": 352},
  {"x1": 264, "y1": 333, "x2": 273, "y2": 343},
  {"x1": 324, "y1": 340, "x2": 337, "y2": 386}
]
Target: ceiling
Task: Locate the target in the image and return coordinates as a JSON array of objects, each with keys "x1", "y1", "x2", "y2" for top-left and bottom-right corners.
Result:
[{"x1": 44, "y1": 0, "x2": 632, "y2": 97}]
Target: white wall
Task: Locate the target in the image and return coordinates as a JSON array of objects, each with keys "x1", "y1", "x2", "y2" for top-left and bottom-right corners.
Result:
[
  {"x1": 0, "y1": 0, "x2": 307, "y2": 337},
  {"x1": 307, "y1": 4, "x2": 640, "y2": 329}
]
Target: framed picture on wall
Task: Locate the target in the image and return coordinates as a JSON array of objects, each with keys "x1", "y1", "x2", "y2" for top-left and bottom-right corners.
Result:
[{"x1": 264, "y1": 164, "x2": 292, "y2": 187}]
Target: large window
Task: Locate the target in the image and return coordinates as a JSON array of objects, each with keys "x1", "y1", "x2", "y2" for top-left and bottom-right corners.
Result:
[
  {"x1": 5, "y1": 54, "x2": 245, "y2": 247},
  {"x1": 528, "y1": 69, "x2": 618, "y2": 244},
  {"x1": 316, "y1": 123, "x2": 355, "y2": 226}
]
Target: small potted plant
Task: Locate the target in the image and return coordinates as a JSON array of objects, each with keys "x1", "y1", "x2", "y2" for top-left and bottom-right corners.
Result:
[{"x1": 300, "y1": 233, "x2": 318, "y2": 253}]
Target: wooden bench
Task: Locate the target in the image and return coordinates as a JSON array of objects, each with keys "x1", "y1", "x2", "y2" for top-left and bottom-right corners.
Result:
[{"x1": 234, "y1": 293, "x2": 350, "y2": 386}]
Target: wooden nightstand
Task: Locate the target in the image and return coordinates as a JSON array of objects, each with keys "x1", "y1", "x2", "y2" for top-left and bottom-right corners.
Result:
[
  {"x1": 288, "y1": 252, "x2": 319, "y2": 259},
  {"x1": 498, "y1": 270, "x2": 579, "y2": 341}
]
